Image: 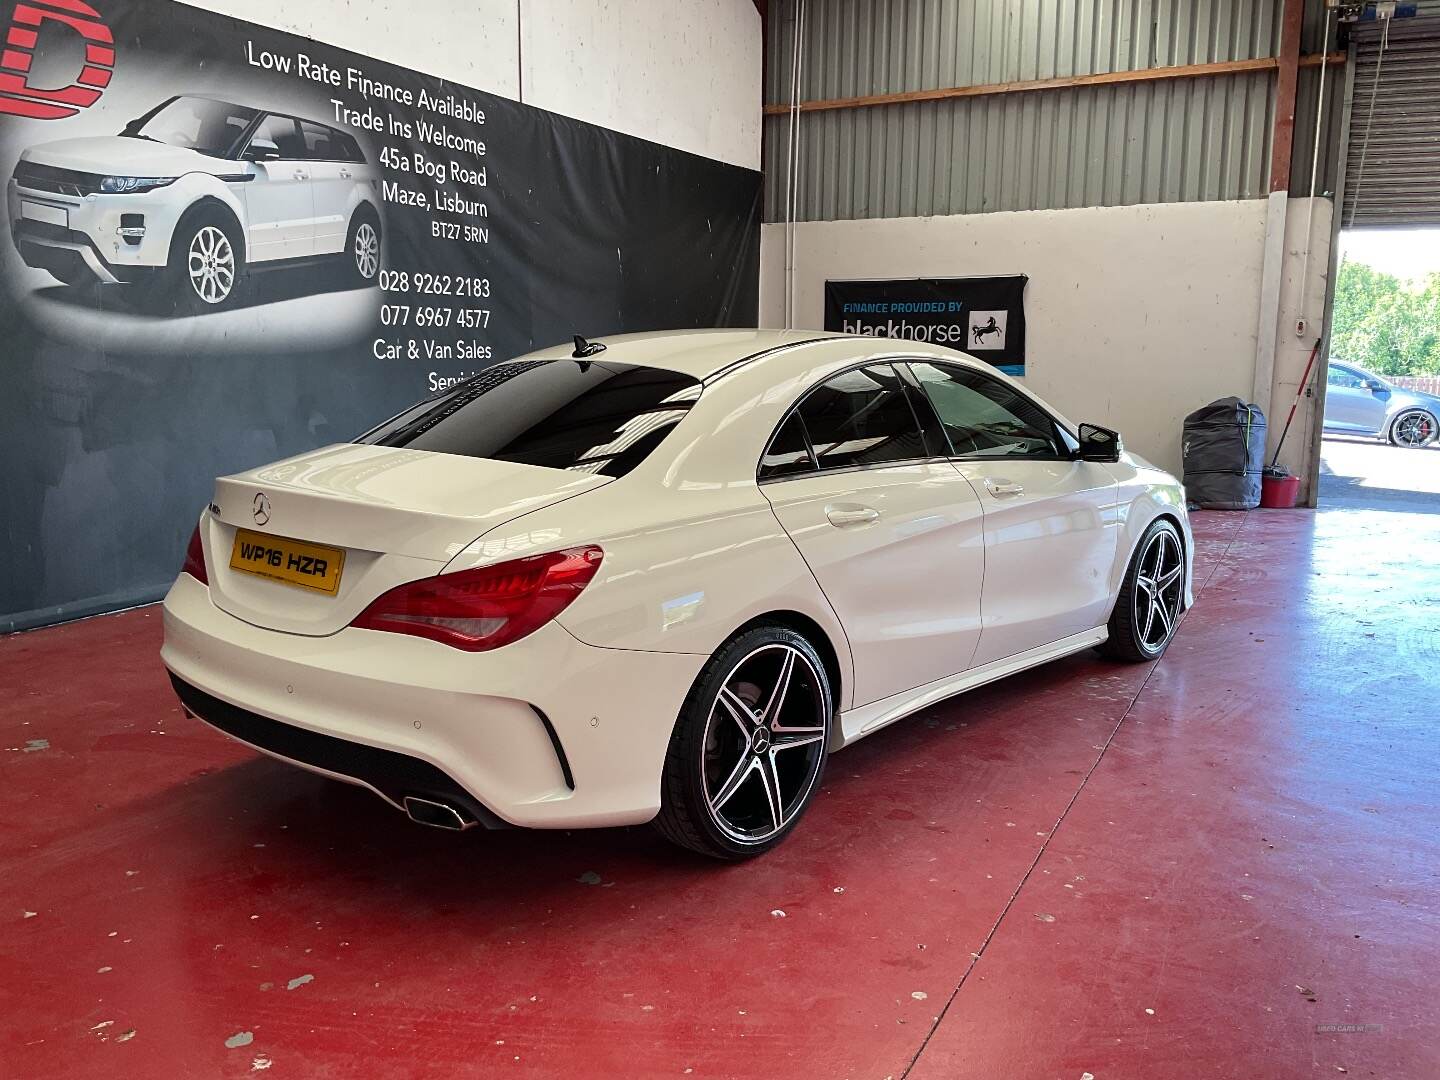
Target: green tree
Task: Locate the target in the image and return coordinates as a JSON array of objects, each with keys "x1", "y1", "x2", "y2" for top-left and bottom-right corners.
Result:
[{"x1": 1330, "y1": 258, "x2": 1440, "y2": 376}]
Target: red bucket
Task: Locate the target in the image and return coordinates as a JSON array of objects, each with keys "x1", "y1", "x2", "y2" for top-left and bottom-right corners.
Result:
[{"x1": 1260, "y1": 472, "x2": 1300, "y2": 509}]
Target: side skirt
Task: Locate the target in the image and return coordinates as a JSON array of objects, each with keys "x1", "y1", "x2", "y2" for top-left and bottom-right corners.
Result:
[
  {"x1": 245, "y1": 250, "x2": 346, "y2": 275},
  {"x1": 835, "y1": 627, "x2": 1110, "y2": 748}
]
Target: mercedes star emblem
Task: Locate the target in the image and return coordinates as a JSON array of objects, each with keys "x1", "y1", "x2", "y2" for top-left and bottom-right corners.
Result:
[{"x1": 252, "y1": 492, "x2": 271, "y2": 526}]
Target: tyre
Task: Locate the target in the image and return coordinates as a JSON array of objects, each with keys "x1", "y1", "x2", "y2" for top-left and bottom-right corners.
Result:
[
  {"x1": 161, "y1": 206, "x2": 244, "y2": 314},
  {"x1": 344, "y1": 207, "x2": 381, "y2": 286},
  {"x1": 1388, "y1": 409, "x2": 1437, "y2": 449},
  {"x1": 1100, "y1": 518, "x2": 1185, "y2": 663},
  {"x1": 654, "y1": 625, "x2": 833, "y2": 860}
]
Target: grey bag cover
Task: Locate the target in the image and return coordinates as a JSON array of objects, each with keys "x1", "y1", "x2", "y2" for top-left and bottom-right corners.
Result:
[{"x1": 1182, "y1": 397, "x2": 1266, "y2": 510}]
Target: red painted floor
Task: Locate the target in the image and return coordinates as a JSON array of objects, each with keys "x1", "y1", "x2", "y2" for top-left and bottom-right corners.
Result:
[{"x1": 2, "y1": 508, "x2": 1436, "y2": 1079}]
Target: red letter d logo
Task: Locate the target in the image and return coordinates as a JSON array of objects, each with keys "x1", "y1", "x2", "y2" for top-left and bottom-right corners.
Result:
[{"x1": 0, "y1": 0, "x2": 115, "y2": 120}]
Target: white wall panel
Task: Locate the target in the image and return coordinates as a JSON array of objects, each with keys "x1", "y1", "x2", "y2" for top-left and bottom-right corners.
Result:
[
  {"x1": 1267, "y1": 196, "x2": 1332, "y2": 495},
  {"x1": 183, "y1": 0, "x2": 761, "y2": 168},
  {"x1": 183, "y1": 0, "x2": 522, "y2": 98},
  {"x1": 761, "y1": 200, "x2": 1271, "y2": 475},
  {"x1": 522, "y1": 0, "x2": 762, "y2": 170},
  {"x1": 761, "y1": 197, "x2": 1331, "y2": 487}
]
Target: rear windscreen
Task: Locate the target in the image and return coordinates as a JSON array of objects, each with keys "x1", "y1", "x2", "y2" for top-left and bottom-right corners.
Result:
[{"x1": 356, "y1": 359, "x2": 702, "y2": 477}]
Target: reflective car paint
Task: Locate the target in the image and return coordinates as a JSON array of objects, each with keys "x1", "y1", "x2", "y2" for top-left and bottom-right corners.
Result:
[
  {"x1": 1324, "y1": 360, "x2": 1440, "y2": 447},
  {"x1": 163, "y1": 330, "x2": 1194, "y2": 830},
  {"x1": 10, "y1": 105, "x2": 379, "y2": 278}
]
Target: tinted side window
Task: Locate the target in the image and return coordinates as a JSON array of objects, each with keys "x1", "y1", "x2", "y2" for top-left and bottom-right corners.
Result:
[
  {"x1": 1328, "y1": 366, "x2": 1364, "y2": 388},
  {"x1": 300, "y1": 120, "x2": 341, "y2": 159},
  {"x1": 358, "y1": 360, "x2": 701, "y2": 478},
  {"x1": 332, "y1": 130, "x2": 365, "y2": 163},
  {"x1": 895, "y1": 362, "x2": 952, "y2": 454},
  {"x1": 759, "y1": 413, "x2": 814, "y2": 480},
  {"x1": 796, "y1": 363, "x2": 928, "y2": 472},
  {"x1": 909, "y1": 361, "x2": 1063, "y2": 459},
  {"x1": 252, "y1": 115, "x2": 303, "y2": 158}
]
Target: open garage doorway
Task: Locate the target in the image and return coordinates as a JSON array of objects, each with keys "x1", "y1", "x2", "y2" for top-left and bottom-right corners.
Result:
[
  {"x1": 1318, "y1": 12, "x2": 1440, "y2": 513},
  {"x1": 1319, "y1": 229, "x2": 1440, "y2": 512}
]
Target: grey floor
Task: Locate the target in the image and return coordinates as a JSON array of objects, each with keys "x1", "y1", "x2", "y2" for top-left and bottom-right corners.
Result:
[{"x1": 1319, "y1": 434, "x2": 1440, "y2": 514}]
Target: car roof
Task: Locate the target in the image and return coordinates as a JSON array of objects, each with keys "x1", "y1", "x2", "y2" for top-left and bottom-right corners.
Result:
[
  {"x1": 509, "y1": 330, "x2": 1083, "y2": 476},
  {"x1": 515, "y1": 328, "x2": 986, "y2": 381},
  {"x1": 177, "y1": 93, "x2": 251, "y2": 109},
  {"x1": 177, "y1": 94, "x2": 335, "y2": 131},
  {"x1": 1331, "y1": 358, "x2": 1382, "y2": 378},
  {"x1": 514, "y1": 329, "x2": 830, "y2": 379}
]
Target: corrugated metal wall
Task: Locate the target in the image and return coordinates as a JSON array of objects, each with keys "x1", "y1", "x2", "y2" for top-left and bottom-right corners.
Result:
[
  {"x1": 1290, "y1": 1, "x2": 1344, "y2": 199},
  {"x1": 1343, "y1": 17, "x2": 1440, "y2": 227},
  {"x1": 764, "y1": 0, "x2": 1341, "y2": 222}
]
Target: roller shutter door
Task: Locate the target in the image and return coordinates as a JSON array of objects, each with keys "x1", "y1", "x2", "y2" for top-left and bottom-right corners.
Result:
[{"x1": 1345, "y1": 16, "x2": 1440, "y2": 227}]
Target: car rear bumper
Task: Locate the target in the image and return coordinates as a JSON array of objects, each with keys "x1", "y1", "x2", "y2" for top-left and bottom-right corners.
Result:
[
  {"x1": 161, "y1": 573, "x2": 705, "y2": 829},
  {"x1": 168, "y1": 673, "x2": 512, "y2": 828}
]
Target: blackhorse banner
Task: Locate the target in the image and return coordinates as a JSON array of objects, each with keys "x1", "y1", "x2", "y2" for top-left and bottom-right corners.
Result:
[
  {"x1": 0, "y1": 0, "x2": 759, "y2": 631},
  {"x1": 823, "y1": 276, "x2": 1027, "y2": 376}
]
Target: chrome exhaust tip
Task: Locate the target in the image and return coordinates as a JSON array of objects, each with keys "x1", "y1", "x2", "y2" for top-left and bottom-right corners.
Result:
[{"x1": 402, "y1": 795, "x2": 474, "y2": 831}]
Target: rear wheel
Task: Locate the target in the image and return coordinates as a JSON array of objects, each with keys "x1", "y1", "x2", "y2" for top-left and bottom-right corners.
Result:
[
  {"x1": 1389, "y1": 409, "x2": 1437, "y2": 449},
  {"x1": 1101, "y1": 519, "x2": 1185, "y2": 662},
  {"x1": 345, "y1": 207, "x2": 381, "y2": 286},
  {"x1": 654, "y1": 626, "x2": 832, "y2": 860}
]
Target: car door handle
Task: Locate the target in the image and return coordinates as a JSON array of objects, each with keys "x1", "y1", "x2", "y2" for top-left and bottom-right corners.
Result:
[
  {"x1": 984, "y1": 479, "x2": 1025, "y2": 498},
  {"x1": 825, "y1": 505, "x2": 880, "y2": 527}
]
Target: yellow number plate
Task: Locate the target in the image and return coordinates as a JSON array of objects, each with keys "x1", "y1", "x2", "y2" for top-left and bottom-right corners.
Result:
[{"x1": 229, "y1": 529, "x2": 345, "y2": 595}]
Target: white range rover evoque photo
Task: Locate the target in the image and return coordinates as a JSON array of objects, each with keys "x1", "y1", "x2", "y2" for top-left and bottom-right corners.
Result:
[
  {"x1": 8, "y1": 94, "x2": 382, "y2": 312},
  {"x1": 162, "y1": 330, "x2": 1194, "y2": 859}
]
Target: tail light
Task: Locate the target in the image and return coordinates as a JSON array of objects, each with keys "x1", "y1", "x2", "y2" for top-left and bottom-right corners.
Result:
[
  {"x1": 182, "y1": 523, "x2": 208, "y2": 584},
  {"x1": 351, "y1": 546, "x2": 603, "y2": 651}
]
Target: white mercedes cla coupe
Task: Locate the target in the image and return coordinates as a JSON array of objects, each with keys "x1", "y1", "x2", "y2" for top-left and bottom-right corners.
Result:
[
  {"x1": 9, "y1": 95, "x2": 381, "y2": 312},
  {"x1": 162, "y1": 330, "x2": 1193, "y2": 859}
]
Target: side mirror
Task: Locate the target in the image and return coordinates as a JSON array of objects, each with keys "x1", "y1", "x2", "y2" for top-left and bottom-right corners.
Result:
[
  {"x1": 243, "y1": 138, "x2": 281, "y2": 162},
  {"x1": 1365, "y1": 379, "x2": 1389, "y2": 394},
  {"x1": 1077, "y1": 422, "x2": 1123, "y2": 463}
]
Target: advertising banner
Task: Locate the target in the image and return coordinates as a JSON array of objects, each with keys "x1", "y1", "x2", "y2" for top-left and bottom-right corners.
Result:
[
  {"x1": 0, "y1": 0, "x2": 759, "y2": 631},
  {"x1": 823, "y1": 276, "x2": 1028, "y2": 376}
]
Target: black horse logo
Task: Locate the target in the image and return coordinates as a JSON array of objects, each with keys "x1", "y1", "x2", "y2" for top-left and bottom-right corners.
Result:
[{"x1": 972, "y1": 316, "x2": 1001, "y2": 345}]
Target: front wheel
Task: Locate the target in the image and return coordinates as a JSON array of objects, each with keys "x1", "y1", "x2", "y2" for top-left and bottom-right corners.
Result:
[
  {"x1": 654, "y1": 626, "x2": 833, "y2": 860},
  {"x1": 1389, "y1": 409, "x2": 1437, "y2": 449},
  {"x1": 161, "y1": 208, "x2": 244, "y2": 314},
  {"x1": 1101, "y1": 519, "x2": 1186, "y2": 663}
]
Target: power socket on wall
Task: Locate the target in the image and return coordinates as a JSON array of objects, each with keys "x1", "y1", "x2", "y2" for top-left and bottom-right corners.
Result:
[{"x1": 1296, "y1": 317, "x2": 1308, "y2": 337}]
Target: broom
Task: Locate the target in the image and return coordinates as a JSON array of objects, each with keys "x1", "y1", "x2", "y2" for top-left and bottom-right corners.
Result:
[{"x1": 1269, "y1": 337, "x2": 1323, "y2": 470}]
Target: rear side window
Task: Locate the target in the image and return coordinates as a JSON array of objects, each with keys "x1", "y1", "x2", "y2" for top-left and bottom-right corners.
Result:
[
  {"x1": 332, "y1": 130, "x2": 365, "y2": 163},
  {"x1": 758, "y1": 413, "x2": 814, "y2": 480},
  {"x1": 358, "y1": 360, "x2": 701, "y2": 478},
  {"x1": 769, "y1": 362, "x2": 928, "y2": 476},
  {"x1": 300, "y1": 120, "x2": 341, "y2": 160}
]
